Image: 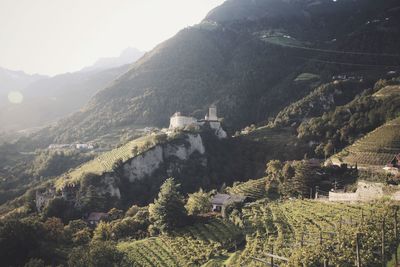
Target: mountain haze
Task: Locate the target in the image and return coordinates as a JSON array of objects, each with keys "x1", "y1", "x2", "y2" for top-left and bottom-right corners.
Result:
[
  {"x1": 0, "y1": 48, "x2": 144, "y2": 131},
  {"x1": 81, "y1": 47, "x2": 144, "y2": 72},
  {"x1": 0, "y1": 67, "x2": 47, "y2": 105}
]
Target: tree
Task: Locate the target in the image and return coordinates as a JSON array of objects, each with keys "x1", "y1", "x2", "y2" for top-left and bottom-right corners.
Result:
[
  {"x1": 93, "y1": 221, "x2": 113, "y2": 241},
  {"x1": 185, "y1": 189, "x2": 211, "y2": 215},
  {"x1": 68, "y1": 247, "x2": 89, "y2": 267},
  {"x1": 43, "y1": 197, "x2": 70, "y2": 222},
  {"x1": 72, "y1": 228, "x2": 91, "y2": 245},
  {"x1": 111, "y1": 217, "x2": 149, "y2": 240},
  {"x1": 149, "y1": 178, "x2": 187, "y2": 233},
  {"x1": 324, "y1": 141, "x2": 335, "y2": 157},
  {"x1": 108, "y1": 208, "x2": 124, "y2": 221},
  {"x1": 125, "y1": 205, "x2": 140, "y2": 217},
  {"x1": 68, "y1": 242, "x2": 125, "y2": 267},
  {"x1": 266, "y1": 160, "x2": 283, "y2": 179},
  {"x1": 87, "y1": 241, "x2": 125, "y2": 267},
  {"x1": 292, "y1": 161, "x2": 313, "y2": 197},
  {"x1": 43, "y1": 217, "x2": 65, "y2": 242},
  {"x1": 0, "y1": 219, "x2": 41, "y2": 267},
  {"x1": 282, "y1": 162, "x2": 295, "y2": 180}
]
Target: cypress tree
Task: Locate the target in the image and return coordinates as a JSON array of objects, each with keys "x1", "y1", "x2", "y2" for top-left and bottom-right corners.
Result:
[{"x1": 149, "y1": 178, "x2": 187, "y2": 233}]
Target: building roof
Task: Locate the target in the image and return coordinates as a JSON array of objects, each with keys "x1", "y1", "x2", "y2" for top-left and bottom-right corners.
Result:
[
  {"x1": 211, "y1": 193, "x2": 246, "y2": 206},
  {"x1": 87, "y1": 212, "x2": 108, "y2": 221},
  {"x1": 211, "y1": 193, "x2": 231, "y2": 205}
]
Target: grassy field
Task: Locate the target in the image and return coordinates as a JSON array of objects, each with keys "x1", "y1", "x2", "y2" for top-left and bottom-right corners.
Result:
[
  {"x1": 331, "y1": 117, "x2": 400, "y2": 168},
  {"x1": 55, "y1": 134, "x2": 165, "y2": 189},
  {"x1": 118, "y1": 219, "x2": 243, "y2": 266}
]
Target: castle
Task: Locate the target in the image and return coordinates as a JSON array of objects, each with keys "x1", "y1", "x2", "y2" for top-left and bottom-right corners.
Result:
[{"x1": 169, "y1": 105, "x2": 227, "y2": 138}]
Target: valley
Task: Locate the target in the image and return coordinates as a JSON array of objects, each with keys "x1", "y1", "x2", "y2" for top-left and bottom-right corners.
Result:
[{"x1": 1, "y1": 0, "x2": 400, "y2": 266}]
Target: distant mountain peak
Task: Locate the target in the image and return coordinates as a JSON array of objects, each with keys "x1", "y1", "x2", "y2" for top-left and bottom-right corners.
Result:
[{"x1": 81, "y1": 47, "x2": 145, "y2": 72}]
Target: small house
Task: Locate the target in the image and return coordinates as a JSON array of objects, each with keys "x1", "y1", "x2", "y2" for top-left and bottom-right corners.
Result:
[
  {"x1": 211, "y1": 193, "x2": 246, "y2": 212},
  {"x1": 87, "y1": 212, "x2": 109, "y2": 226}
]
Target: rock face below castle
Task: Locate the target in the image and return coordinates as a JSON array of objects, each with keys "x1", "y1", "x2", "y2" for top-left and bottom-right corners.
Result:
[{"x1": 123, "y1": 133, "x2": 206, "y2": 182}]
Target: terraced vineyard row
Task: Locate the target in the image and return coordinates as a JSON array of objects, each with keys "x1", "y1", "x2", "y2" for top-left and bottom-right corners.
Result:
[
  {"x1": 118, "y1": 219, "x2": 243, "y2": 267},
  {"x1": 227, "y1": 178, "x2": 267, "y2": 199},
  {"x1": 55, "y1": 134, "x2": 163, "y2": 189},
  {"x1": 230, "y1": 200, "x2": 398, "y2": 266},
  {"x1": 332, "y1": 117, "x2": 400, "y2": 167},
  {"x1": 338, "y1": 151, "x2": 395, "y2": 167}
]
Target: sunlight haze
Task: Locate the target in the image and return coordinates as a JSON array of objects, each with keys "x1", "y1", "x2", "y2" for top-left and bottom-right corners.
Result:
[{"x1": 0, "y1": 0, "x2": 224, "y2": 76}]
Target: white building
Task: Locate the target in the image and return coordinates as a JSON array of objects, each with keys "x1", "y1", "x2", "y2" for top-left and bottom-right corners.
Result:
[
  {"x1": 168, "y1": 105, "x2": 227, "y2": 138},
  {"x1": 205, "y1": 104, "x2": 218, "y2": 121},
  {"x1": 75, "y1": 143, "x2": 94, "y2": 150},
  {"x1": 169, "y1": 112, "x2": 198, "y2": 129}
]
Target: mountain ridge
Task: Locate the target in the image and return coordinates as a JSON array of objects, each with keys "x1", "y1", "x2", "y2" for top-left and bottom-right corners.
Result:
[{"x1": 23, "y1": 0, "x2": 400, "y2": 145}]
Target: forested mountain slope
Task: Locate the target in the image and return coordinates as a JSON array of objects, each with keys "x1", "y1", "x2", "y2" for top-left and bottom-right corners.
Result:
[{"x1": 27, "y1": 0, "x2": 400, "y2": 144}]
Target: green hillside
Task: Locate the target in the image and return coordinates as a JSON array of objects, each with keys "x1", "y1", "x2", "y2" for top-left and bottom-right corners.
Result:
[
  {"x1": 331, "y1": 117, "x2": 400, "y2": 168},
  {"x1": 273, "y1": 80, "x2": 369, "y2": 128},
  {"x1": 55, "y1": 134, "x2": 164, "y2": 190},
  {"x1": 296, "y1": 78, "x2": 400, "y2": 157}
]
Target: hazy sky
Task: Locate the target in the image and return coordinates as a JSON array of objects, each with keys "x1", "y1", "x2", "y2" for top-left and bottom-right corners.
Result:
[{"x1": 0, "y1": 0, "x2": 225, "y2": 76}]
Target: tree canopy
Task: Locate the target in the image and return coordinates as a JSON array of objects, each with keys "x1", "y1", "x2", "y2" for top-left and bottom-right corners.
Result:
[{"x1": 149, "y1": 178, "x2": 187, "y2": 233}]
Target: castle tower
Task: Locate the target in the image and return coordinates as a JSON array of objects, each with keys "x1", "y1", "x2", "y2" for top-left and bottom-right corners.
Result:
[{"x1": 207, "y1": 104, "x2": 218, "y2": 121}]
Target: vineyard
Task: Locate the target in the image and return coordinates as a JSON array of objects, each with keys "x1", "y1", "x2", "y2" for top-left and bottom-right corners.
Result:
[
  {"x1": 118, "y1": 200, "x2": 400, "y2": 266},
  {"x1": 332, "y1": 117, "x2": 400, "y2": 168},
  {"x1": 244, "y1": 127, "x2": 309, "y2": 160},
  {"x1": 55, "y1": 134, "x2": 166, "y2": 189},
  {"x1": 226, "y1": 178, "x2": 267, "y2": 200},
  {"x1": 227, "y1": 199, "x2": 399, "y2": 266},
  {"x1": 373, "y1": 85, "x2": 400, "y2": 98},
  {"x1": 118, "y1": 219, "x2": 243, "y2": 266}
]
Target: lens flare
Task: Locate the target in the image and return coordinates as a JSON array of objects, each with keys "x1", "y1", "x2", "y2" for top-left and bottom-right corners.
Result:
[{"x1": 7, "y1": 91, "x2": 24, "y2": 104}]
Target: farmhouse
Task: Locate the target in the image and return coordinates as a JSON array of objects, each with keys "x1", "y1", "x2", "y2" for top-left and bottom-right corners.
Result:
[
  {"x1": 383, "y1": 154, "x2": 400, "y2": 174},
  {"x1": 211, "y1": 193, "x2": 246, "y2": 212}
]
